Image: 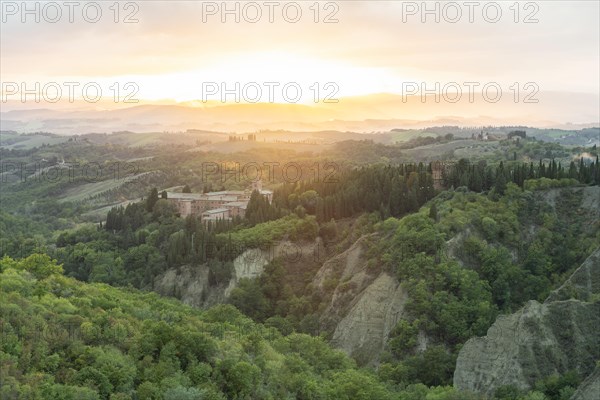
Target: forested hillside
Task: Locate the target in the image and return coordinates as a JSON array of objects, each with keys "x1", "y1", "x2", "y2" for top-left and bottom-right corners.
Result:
[
  {"x1": 1, "y1": 254, "x2": 483, "y2": 400},
  {"x1": 1, "y1": 130, "x2": 599, "y2": 399}
]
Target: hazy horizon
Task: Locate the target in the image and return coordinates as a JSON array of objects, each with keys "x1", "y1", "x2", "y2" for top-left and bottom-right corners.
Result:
[{"x1": 2, "y1": 1, "x2": 599, "y2": 133}]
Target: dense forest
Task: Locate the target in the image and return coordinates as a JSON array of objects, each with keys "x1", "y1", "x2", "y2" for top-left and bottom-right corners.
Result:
[
  {"x1": 1, "y1": 253, "x2": 587, "y2": 399},
  {"x1": 1, "y1": 254, "x2": 414, "y2": 399},
  {"x1": 228, "y1": 182, "x2": 599, "y2": 388},
  {"x1": 41, "y1": 158, "x2": 599, "y2": 292},
  {"x1": 443, "y1": 158, "x2": 600, "y2": 193},
  {"x1": 1, "y1": 133, "x2": 599, "y2": 399}
]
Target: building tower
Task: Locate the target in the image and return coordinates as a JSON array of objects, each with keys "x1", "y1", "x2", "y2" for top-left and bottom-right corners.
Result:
[{"x1": 251, "y1": 179, "x2": 262, "y2": 192}]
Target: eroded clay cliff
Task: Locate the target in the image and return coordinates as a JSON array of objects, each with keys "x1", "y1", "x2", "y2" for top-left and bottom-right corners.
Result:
[{"x1": 454, "y1": 248, "x2": 600, "y2": 396}]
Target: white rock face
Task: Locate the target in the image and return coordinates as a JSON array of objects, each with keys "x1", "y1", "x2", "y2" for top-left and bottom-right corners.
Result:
[
  {"x1": 155, "y1": 240, "x2": 319, "y2": 308},
  {"x1": 224, "y1": 248, "x2": 272, "y2": 297},
  {"x1": 311, "y1": 234, "x2": 411, "y2": 364},
  {"x1": 453, "y1": 301, "x2": 543, "y2": 394},
  {"x1": 331, "y1": 273, "x2": 407, "y2": 362},
  {"x1": 154, "y1": 247, "x2": 273, "y2": 308},
  {"x1": 153, "y1": 264, "x2": 224, "y2": 308},
  {"x1": 312, "y1": 236, "x2": 368, "y2": 293},
  {"x1": 315, "y1": 235, "x2": 376, "y2": 330},
  {"x1": 454, "y1": 248, "x2": 600, "y2": 396}
]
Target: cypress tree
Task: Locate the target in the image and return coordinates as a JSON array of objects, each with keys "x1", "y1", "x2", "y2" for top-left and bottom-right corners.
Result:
[{"x1": 145, "y1": 188, "x2": 159, "y2": 212}]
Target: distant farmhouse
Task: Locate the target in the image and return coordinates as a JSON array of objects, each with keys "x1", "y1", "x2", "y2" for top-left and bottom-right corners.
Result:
[
  {"x1": 166, "y1": 180, "x2": 273, "y2": 222},
  {"x1": 471, "y1": 131, "x2": 503, "y2": 141}
]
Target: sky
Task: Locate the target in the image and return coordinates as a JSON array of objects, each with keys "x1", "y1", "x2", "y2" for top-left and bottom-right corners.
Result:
[{"x1": 0, "y1": 0, "x2": 599, "y2": 125}]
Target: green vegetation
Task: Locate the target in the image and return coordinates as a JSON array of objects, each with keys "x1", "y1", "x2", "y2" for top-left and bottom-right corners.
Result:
[
  {"x1": 1, "y1": 253, "x2": 486, "y2": 400},
  {"x1": 494, "y1": 370, "x2": 582, "y2": 400},
  {"x1": 273, "y1": 163, "x2": 436, "y2": 222},
  {"x1": 221, "y1": 182, "x2": 599, "y2": 390},
  {"x1": 376, "y1": 183, "x2": 599, "y2": 386},
  {"x1": 443, "y1": 158, "x2": 600, "y2": 193},
  {"x1": 219, "y1": 214, "x2": 319, "y2": 249},
  {"x1": 1, "y1": 130, "x2": 599, "y2": 398}
]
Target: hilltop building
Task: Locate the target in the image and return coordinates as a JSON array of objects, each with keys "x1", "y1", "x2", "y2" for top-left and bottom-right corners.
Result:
[{"x1": 166, "y1": 180, "x2": 272, "y2": 221}]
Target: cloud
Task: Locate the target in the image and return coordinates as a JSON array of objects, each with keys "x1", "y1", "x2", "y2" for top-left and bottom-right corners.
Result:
[{"x1": 1, "y1": 0, "x2": 598, "y2": 104}]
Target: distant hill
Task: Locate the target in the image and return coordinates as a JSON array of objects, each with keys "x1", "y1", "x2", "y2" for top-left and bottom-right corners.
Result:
[{"x1": 2, "y1": 90, "x2": 598, "y2": 134}]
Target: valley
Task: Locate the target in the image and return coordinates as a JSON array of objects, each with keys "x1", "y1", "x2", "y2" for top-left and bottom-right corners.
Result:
[{"x1": 1, "y1": 128, "x2": 599, "y2": 399}]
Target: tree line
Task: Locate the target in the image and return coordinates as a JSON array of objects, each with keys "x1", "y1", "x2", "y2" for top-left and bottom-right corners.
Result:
[
  {"x1": 443, "y1": 157, "x2": 600, "y2": 195},
  {"x1": 271, "y1": 163, "x2": 437, "y2": 223}
]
